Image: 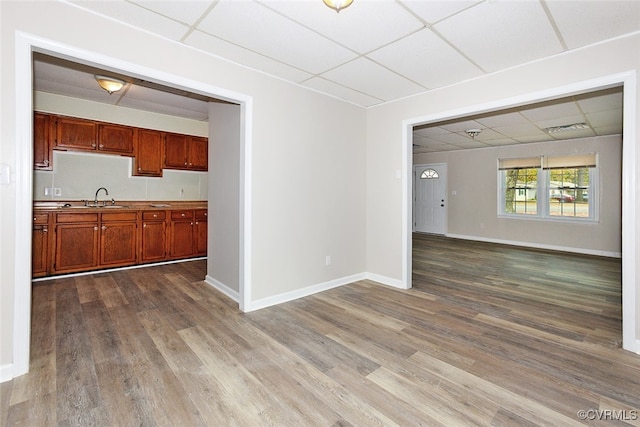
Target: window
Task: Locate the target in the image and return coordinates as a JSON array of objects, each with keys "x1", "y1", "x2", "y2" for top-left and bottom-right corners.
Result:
[
  {"x1": 499, "y1": 153, "x2": 597, "y2": 221},
  {"x1": 420, "y1": 169, "x2": 439, "y2": 179}
]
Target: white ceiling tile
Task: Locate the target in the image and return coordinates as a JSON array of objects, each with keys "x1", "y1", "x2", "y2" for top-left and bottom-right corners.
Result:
[
  {"x1": 450, "y1": 140, "x2": 489, "y2": 149},
  {"x1": 263, "y1": 0, "x2": 424, "y2": 54},
  {"x1": 433, "y1": 0, "x2": 563, "y2": 72},
  {"x1": 320, "y1": 57, "x2": 425, "y2": 101},
  {"x1": 593, "y1": 125, "x2": 624, "y2": 136},
  {"x1": 519, "y1": 100, "x2": 582, "y2": 122},
  {"x1": 587, "y1": 109, "x2": 624, "y2": 129},
  {"x1": 403, "y1": 0, "x2": 481, "y2": 24},
  {"x1": 577, "y1": 88, "x2": 624, "y2": 114},
  {"x1": 185, "y1": 30, "x2": 313, "y2": 83},
  {"x1": 68, "y1": 0, "x2": 190, "y2": 40},
  {"x1": 368, "y1": 29, "x2": 482, "y2": 89},
  {"x1": 439, "y1": 119, "x2": 483, "y2": 133},
  {"x1": 129, "y1": 0, "x2": 214, "y2": 26},
  {"x1": 475, "y1": 112, "x2": 529, "y2": 128},
  {"x1": 494, "y1": 122, "x2": 548, "y2": 138},
  {"x1": 546, "y1": 1, "x2": 640, "y2": 49},
  {"x1": 302, "y1": 77, "x2": 383, "y2": 107},
  {"x1": 197, "y1": 0, "x2": 357, "y2": 74}
]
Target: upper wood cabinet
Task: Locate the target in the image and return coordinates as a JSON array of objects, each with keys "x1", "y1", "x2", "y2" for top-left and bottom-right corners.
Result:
[
  {"x1": 53, "y1": 115, "x2": 134, "y2": 155},
  {"x1": 133, "y1": 129, "x2": 164, "y2": 177},
  {"x1": 34, "y1": 112, "x2": 53, "y2": 170},
  {"x1": 97, "y1": 123, "x2": 135, "y2": 154},
  {"x1": 55, "y1": 116, "x2": 97, "y2": 151},
  {"x1": 164, "y1": 133, "x2": 208, "y2": 171}
]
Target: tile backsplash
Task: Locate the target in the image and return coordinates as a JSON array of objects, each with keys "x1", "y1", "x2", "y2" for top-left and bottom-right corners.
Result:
[{"x1": 34, "y1": 151, "x2": 207, "y2": 201}]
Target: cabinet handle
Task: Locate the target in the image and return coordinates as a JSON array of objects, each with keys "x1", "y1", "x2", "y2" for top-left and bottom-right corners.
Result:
[
  {"x1": 184, "y1": 162, "x2": 187, "y2": 166},
  {"x1": 191, "y1": 222, "x2": 194, "y2": 226},
  {"x1": 33, "y1": 217, "x2": 37, "y2": 221},
  {"x1": 99, "y1": 144, "x2": 104, "y2": 149},
  {"x1": 91, "y1": 143, "x2": 97, "y2": 148},
  {"x1": 94, "y1": 226, "x2": 99, "y2": 231},
  {"x1": 43, "y1": 228, "x2": 48, "y2": 233},
  {"x1": 153, "y1": 214, "x2": 157, "y2": 218},
  {"x1": 181, "y1": 213, "x2": 186, "y2": 217},
  {"x1": 143, "y1": 224, "x2": 147, "y2": 228},
  {"x1": 138, "y1": 167, "x2": 142, "y2": 171},
  {"x1": 43, "y1": 160, "x2": 49, "y2": 166},
  {"x1": 195, "y1": 221, "x2": 198, "y2": 225},
  {"x1": 204, "y1": 213, "x2": 207, "y2": 217},
  {"x1": 101, "y1": 225, "x2": 107, "y2": 230}
]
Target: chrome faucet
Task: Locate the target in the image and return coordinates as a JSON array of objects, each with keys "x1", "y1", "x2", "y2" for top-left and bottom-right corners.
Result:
[{"x1": 94, "y1": 187, "x2": 109, "y2": 206}]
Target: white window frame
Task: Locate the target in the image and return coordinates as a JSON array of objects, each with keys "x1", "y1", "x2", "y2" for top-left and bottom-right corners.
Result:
[{"x1": 498, "y1": 155, "x2": 599, "y2": 222}]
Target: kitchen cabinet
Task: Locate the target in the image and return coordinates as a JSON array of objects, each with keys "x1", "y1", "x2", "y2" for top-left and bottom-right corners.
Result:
[
  {"x1": 169, "y1": 210, "x2": 195, "y2": 259},
  {"x1": 32, "y1": 213, "x2": 50, "y2": 277},
  {"x1": 54, "y1": 212, "x2": 100, "y2": 273},
  {"x1": 55, "y1": 116, "x2": 97, "y2": 151},
  {"x1": 140, "y1": 210, "x2": 167, "y2": 262},
  {"x1": 164, "y1": 133, "x2": 208, "y2": 171},
  {"x1": 100, "y1": 212, "x2": 137, "y2": 267},
  {"x1": 34, "y1": 112, "x2": 53, "y2": 170},
  {"x1": 97, "y1": 123, "x2": 135, "y2": 155},
  {"x1": 133, "y1": 129, "x2": 164, "y2": 177},
  {"x1": 194, "y1": 209, "x2": 208, "y2": 256},
  {"x1": 53, "y1": 115, "x2": 134, "y2": 155}
]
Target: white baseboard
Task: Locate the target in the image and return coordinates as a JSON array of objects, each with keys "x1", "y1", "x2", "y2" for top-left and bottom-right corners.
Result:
[
  {"x1": 0, "y1": 363, "x2": 14, "y2": 383},
  {"x1": 365, "y1": 272, "x2": 408, "y2": 289},
  {"x1": 204, "y1": 275, "x2": 240, "y2": 303},
  {"x1": 246, "y1": 273, "x2": 366, "y2": 312},
  {"x1": 446, "y1": 233, "x2": 622, "y2": 258}
]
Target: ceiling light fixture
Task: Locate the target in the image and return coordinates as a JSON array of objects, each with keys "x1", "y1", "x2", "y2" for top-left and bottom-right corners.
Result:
[
  {"x1": 94, "y1": 75, "x2": 125, "y2": 94},
  {"x1": 544, "y1": 122, "x2": 589, "y2": 134},
  {"x1": 465, "y1": 129, "x2": 482, "y2": 139},
  {"x1": 323, "y1": 0, "x2": 353, "y2": 13}
]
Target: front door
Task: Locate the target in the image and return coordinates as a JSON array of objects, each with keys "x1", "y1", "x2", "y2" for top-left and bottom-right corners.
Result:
[{"x1": 414, "y1": 163, "x2": 447, "y2": 234}]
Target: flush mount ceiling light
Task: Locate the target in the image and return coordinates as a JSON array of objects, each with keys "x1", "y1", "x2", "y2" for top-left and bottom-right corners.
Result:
[
  {"x1": 465, "y1": 129, "x2": 482, "y2": 139},
  {"x1": 94, "y1": 75, "x2": 125, "y2": 94},
  {"x1": 323, "y1": 0, "x2": 353, "y2": 13},
  {"x1": 544, "y1": 122, "x2": 590, "y2": 134}
]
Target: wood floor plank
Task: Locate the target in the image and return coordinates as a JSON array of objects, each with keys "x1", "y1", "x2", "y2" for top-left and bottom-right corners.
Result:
[{"x1": 5, "y1": 238, "x2": 639, "y2": 426}]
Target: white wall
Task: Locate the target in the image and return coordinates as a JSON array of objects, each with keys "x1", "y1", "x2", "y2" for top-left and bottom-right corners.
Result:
[
  {"x1": 0, "y1": 1, "x2": 366, "y2": 378},
  {"x1": 366, "y1": 33, "x2": 640, "y2": 351},
  {"x1": 414, "y1": 135, "x2": 622, "y2": 256}
]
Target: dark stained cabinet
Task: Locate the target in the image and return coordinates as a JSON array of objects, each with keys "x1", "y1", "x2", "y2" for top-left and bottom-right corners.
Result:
[
  {"x1": 55, "y1": 116, "x2": 97, "y2": 151},
  {"x1": 140, "y1": 210, "x2": 167, "y2": 262},
  {"x1": 54, "y1": 212, "x2": 100, "y2": 273},
  {"x1": 32, "y1": 213, "x2": 50, "y2": 277},
  {"x1": 164, "y1": 133, "x2": 208, "y2": 171},
  {"x1": 97, "y1": 123, "x2": 135, "y2": 155},
  {"x1": 194, "y1": 209, "x2": 208, "y2": 256},
  {"x1": 169, "y1": 210, "x2": 195, "y2": 259},
  {"x1": 133, "y1": 129, "x2": 164, "y2": 177},
  {"x1": 34, "y1": 112, "x2": 53, "y2": 170},
  {"x1": 100, "y1": 212, "x2": 137, "y2": 266}
]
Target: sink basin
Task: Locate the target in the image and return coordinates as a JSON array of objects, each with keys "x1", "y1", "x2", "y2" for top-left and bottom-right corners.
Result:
[
  {"x1": 60, "y1": 205, "x2": 129, "y2": 209},
  {"x1": 101, "y1": 205, "x2": 128, "y2": 209}
]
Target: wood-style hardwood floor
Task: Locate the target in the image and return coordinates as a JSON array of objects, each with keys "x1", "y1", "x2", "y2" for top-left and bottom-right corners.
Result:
[{"x1": 2, "y1": 234, "x2": 639, "y2": 426}]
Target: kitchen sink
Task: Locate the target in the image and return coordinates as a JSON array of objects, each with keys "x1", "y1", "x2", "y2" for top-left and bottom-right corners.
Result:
[{"x1": 61, "y1": 205, "x2": 129, "y2": 209}]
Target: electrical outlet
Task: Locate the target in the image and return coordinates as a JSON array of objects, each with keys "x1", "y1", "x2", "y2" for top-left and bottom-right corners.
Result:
[
  {"x1": 54, "y1": 187, "x2": 62, "y2": 197},
  {"x1": 325, "y1": 255, "x2": 331, "y2": 266}
]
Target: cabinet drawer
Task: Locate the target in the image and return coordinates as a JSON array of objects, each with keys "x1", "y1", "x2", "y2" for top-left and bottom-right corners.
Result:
[
  {"x1": 56, "y1": 212, "x2": 99, "y2": 223},
  {"x1": 33, "y1": 213, "x2": 49, "y2": 224},
  {"x1": 143, "y1": 210, "x2": 166, "y2": 220},
  {"x1": 195, "y1": 210, "x2": 208, "y2": 221},
  {"x1": 101, "y1": 212, "x2": 137, "y2": 222},
  {"x1": 171, "y1": 210, "x2": 193, "y2": 220}
]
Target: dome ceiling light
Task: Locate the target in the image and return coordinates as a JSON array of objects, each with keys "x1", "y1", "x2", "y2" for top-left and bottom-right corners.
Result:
[
  {"x1": 94, "y1": 75, "x2": 126, "y2": 94},
  {"x1": 323, "y1": 0, "x2": 353, "y2": 13}
]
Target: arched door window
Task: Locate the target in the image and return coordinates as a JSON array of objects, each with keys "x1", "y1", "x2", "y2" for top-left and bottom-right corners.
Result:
[{"x1": 420, "y1": 169, "x2": 439, "y2": 179}]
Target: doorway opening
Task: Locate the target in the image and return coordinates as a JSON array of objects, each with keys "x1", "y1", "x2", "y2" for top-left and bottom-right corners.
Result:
[
  {"x1": 12, "y1": 32, "x2": 252, "y2": 378},
  {"x1": 403, "y1": 74, "x2": 637, "y2": 354}
]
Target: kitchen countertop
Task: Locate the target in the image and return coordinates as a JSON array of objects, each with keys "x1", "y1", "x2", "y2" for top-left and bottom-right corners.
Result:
[{"x1": 34, "y1": 200, "x2": 207, "y2": 211}]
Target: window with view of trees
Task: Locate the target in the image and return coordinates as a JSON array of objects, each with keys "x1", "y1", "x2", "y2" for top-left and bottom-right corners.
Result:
[{"x1": 499, "y1": 154, "x2": 597, "y2": 221}]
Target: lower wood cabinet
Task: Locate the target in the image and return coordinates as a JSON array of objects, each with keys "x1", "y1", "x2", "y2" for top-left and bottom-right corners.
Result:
[
  {"x1": 32, "y1": 213, "x2": 50, "y2": 277},
  {"x1": 34, "y1": 206, "x2": 206, "y2": 277},
  {"x1": 141, "y1": 210, "x2": 167, "y2": 263}
]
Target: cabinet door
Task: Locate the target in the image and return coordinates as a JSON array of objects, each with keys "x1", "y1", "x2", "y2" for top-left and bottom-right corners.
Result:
[
  {"x1": 100, "y1": 221, "x2": 137, "y2": 266},
  {"x1": 194, "y1": 210, "x2": 207, "y2": 256},
  {"x1": 170, "y1": 220, "x2": 194, "y2": 258},
  {"x1": 54, "y1": 223, "x2": 99, "y2": 273},
  {"x1": 32, "y1": 214, "x2": 50, "y2": 277},
  {"x1": 97, "y1": 123, "x2": 135, "y2": 155},
  {"x1": 189, "y1": 137, "x2": 208, "y2": 170},
  {"x1": 164, "y1": 133, "x2": 189, "y2": 169},
  {"x1": 134, "y1": 129, "x2": 163, "y2": 176},
  {"x1": 55, "y1": 116, "x2": 97, "y2": 150},
  {"x1": 34, "y1": 112, "x2": 53, "y2": 170},
  {"x1": 141, "y1": 221, "x2": 166, "y2": 262}
]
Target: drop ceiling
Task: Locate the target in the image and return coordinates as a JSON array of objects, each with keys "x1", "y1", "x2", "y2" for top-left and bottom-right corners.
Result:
[{"x1": 33, "y1": 0, "x2": 638, "y2": 152}]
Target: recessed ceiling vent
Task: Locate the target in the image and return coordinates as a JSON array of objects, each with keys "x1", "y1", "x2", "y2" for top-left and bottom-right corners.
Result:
[{"x1": 544, "y1": 122, "x2": 590, "y2": 134}]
